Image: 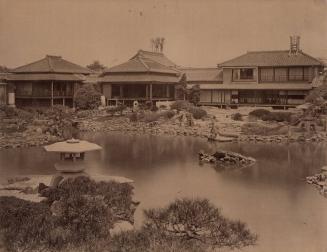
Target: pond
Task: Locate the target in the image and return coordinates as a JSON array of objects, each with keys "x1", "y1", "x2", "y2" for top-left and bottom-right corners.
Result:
[{"x1": 0, "y1": 133, "x2": 327, "y2": 252}]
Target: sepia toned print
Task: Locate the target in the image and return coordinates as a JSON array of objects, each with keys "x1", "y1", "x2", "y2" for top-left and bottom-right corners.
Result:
[{"x1": 0, "y1": 0, "x2": 327, "y2": 251}]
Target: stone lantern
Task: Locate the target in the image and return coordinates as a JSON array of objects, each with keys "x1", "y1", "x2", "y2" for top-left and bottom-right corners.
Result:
[{"x1": 44, "y1": 138, "x2": 102, "y2": 186}]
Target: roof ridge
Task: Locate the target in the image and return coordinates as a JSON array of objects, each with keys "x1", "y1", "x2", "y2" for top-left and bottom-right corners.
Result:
[
  {"x1": 180, "y1": 67, "x2": 218, "y2": 70},
  {"x1": 247, "y1": 50, "x2": 289, "y2": 53},
  {"x1": 139, "y1": 49, "x2": 163, "y2": 55}
]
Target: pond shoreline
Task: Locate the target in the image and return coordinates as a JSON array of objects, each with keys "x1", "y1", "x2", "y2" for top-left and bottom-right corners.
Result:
[{"x1": 1, "y1": 106, "x2": 327, "y2": 151}]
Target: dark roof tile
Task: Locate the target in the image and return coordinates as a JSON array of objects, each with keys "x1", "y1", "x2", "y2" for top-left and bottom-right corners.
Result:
[{"x1": 219, "y1": 50, "x2": 323, "y2": 67}]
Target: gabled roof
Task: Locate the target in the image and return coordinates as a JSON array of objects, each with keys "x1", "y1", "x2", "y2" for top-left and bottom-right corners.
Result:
[
  {"x1": 180, "y1": 67, "x2": 223, "y2": 83},
  {"x1": 219, "y1": 50, "x2": 323, "y2": 67},
  {"x1": 103, "y1": 50, "x2": 180, "y2": 75},
  {"x1": 11, "y1": 55, "x2": 91, "y2": 74},
  {"x1": 6, "y1": 73, "x2": 85, "y2": 82}
]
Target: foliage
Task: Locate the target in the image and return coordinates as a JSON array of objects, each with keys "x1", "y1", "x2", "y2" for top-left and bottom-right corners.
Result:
[
  {"x1": 241, "y1": 123, "x2": 289, "y2": 136},
  {"x1": 40, "y1": 176, "x2": 135, "y2": 222},
  {"x1": 305, "y1": 83, "x2": 327, "y2": 104},
  {"x1": 232, "y1": 112, "x2": 243, "y2": 121},
  {"x1": 86, "y1": 60, "x2": 107, "y2": 72},
  {"x1": 170, "y1": 100, "x2": 192, "y2": 111},
  {"x1": 175, "y1": 74, "x2": 188, "y2": 100},
  {"x1": 163, "y1": 110, "x2": 175, "y2": 119},
  {"x1": 0, "y1": 196, "x2": 54, "y2": 252},
  {"x1": 144, "y1": 198, "x2": 257, "y2": 250},
  {"x1": 51, "y1": 195, "x2": 112, "y2": 247},
  {"x1": 188, "y1": 84, "x2": 201, "y2": 105},
  {"x1": 143, "y1": 112, "x2": 162, "y2": 123},
  {"x1": 249, "y1": 109, "x2": 292, "y2": 122},
  {"x1": 74, "y1": 85, "x2": 102, "y2": 110},
  {"x1": 129, "y1": 112, "x2": 138, "y2": 122},
  {"x1": 188, "y1": 106, "x2": 207, "y2": 119},
  {"x1": 107, "y1": 104, "x2": 127, "y2": 116},
  {"x1": 109, "y1": 227, "x2": 204, "y2": 252},
  {"x1": 170, "y1": 100, "x2": 207, "y2": 119}
]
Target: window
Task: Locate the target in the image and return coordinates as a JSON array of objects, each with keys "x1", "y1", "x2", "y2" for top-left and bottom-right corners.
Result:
[{"x1": 232, "y1": 68, "x2": 255, "y2": 81}]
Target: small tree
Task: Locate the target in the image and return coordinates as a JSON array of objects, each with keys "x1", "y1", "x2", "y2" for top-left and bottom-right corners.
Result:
[
  {"x1": 187, "y1": 84, "x2": 200, "y2": 105},
  {"x1": 175, "y1": 74, "x2": 187, "y2": 100},
  {"x1": 144, "y1": 198, "x2": 257, "y2": 250},
  {"x1": 87, "y1": 60, "x2": 107, "y2": 72},
  {"x1": 74, "y1": 84, "x2": 102, "y2": 110}
]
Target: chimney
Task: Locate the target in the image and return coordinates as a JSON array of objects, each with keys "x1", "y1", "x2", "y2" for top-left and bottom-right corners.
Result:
[{"x1": 289, "y1": 35, "x2": 300, "y2": 55}]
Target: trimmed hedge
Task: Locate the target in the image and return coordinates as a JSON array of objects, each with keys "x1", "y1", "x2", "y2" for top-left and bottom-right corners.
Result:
[{"x1": 249, "y1": 109, "x2": 292, "y2": 122}]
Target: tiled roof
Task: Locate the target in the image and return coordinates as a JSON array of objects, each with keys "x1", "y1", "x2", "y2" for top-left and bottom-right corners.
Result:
[
  {"x1": 11, "y1": 55, "x2": 91, "y2": 74},
  {"x1": 103, "y1": 50, "x2": 180, "y2": 75},
  {"x1": 219, "y1": 50, "x2": 323, "y2": 67},
  {"x1": 180, "y1": 67, "x2": 223, "y2": 83},
  {"x1": 189, "y1": 83, "x2": 313, "y2": 90},
  {"x1": 6, "y1": 73, "x2": 85, "y2": 81},
  {"x1": 100, "y1": 73, "x2": 182, "y2": 83}
]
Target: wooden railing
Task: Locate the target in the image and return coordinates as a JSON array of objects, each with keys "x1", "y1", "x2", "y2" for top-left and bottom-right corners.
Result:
[{"x1": 260, "y1": 74, "x2": 310, "y2": 82}]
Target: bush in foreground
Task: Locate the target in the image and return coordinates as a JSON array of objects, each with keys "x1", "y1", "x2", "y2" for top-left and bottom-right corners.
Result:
[
  {"x1": 0, "y1": 182, "x2": 257, "y2": 252},
  {"x1": 144, "y1": 198, "x2": 257, "y2": 250}
]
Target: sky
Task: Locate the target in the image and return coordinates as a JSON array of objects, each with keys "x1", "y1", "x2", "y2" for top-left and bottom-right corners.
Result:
[{"x1": 0, "y1": 0, "x2": 327, "y2": 68}]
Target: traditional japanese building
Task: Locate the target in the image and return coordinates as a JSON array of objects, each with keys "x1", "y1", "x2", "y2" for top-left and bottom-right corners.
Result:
[
  {"x1": 7, "y1": 55, "x2": 91, "y2": 107},
  {"x1": 216, "y1": 37, "x2": 324, "y2": 107},
  {"x1": 100, "y1": 50, "x2": 183, "y2": 106},
  {"x1": 181, "y1": 67, "x2": 224, "y2": 105}
]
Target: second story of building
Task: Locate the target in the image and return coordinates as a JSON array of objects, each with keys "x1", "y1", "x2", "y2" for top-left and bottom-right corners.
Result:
[{"x1": 218, "y1": 37, "x2": 324, "y2": 86}]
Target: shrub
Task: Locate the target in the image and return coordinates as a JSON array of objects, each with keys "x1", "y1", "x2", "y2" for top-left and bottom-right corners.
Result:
[
  {"x1": 188, "y1": 106, "x2": 207, "y2": 119},
  {"x1": 249, "y1": 109, "x2": 292, "y2": 122},
  {"x1": 0, "y1": 196, "x2": 54, "y2": 252},
  {"x1": 170, "y1": 100, "x2": 192, "y2": 111},
  {"x1": 163, "y1": 110, "x2": 175, "y2": 119},
  {"x1": 52, "y1": 195, "x2": 113, "y2": 246},
  {"x1": 107, "y1": 104, "x2": 127, "y2": 116},
  {"x1": 144, "y1": 198, "x2": 257, "y2": 250},
  {"x1": 143, "y1": 112, "x2": 162, "y2": 123},
  {"x1": 110, "y1": 227, "x2": 204, "y2": 252},
  {"x1": 129, "y1": 112, "x2": 138, "y2": 122},
  {"x1": 74, "y1": 85, "x2": 101, "y2": 110},
  {"x1": 232, "y1": 112, "x2": 243, "y2": 121},
  {"x1": 150, "y1": 105, "x2": 159, "y2": 112},
  {"x1": 249, "y1": 109, "x2": 271, "y2": 119}
]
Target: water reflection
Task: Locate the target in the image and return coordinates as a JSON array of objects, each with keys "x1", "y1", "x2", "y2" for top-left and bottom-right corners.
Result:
[{"x1": 0, "y1": 133, "x2": 327, "y2": 252}]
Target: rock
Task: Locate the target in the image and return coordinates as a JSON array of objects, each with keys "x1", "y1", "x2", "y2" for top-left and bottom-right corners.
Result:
[{"x1": 0, "y1": 175, "x2": 52, "y2": 191}]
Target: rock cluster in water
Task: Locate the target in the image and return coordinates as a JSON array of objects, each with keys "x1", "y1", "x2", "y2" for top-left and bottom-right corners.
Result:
[
  {"x1": 199, "y1": 150, "x2": 256, "y2": 169},
  {"x1": 306, "y1": 166, "x2": 327, "y2": 198}
]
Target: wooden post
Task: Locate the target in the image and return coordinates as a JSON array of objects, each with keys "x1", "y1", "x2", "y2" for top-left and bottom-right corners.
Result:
[
  {"x1": 63, "y1": 98, "x2": 65, "y2": 106},
  {"x1": 51, "y1": 81, "x2": 54, "y2": 107},
  {"x1": 166, "y1": 85, "x2": 169, "y2": 98},
  {"x1": 119, "y1": 85, "x2": 123, "y2": 98},
  {"x1": 149, "y1": 83, "x2": 153, "y2": 101},
  {"x1": 146, "y1": 84, "x2": 149, "y2": 99}
]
